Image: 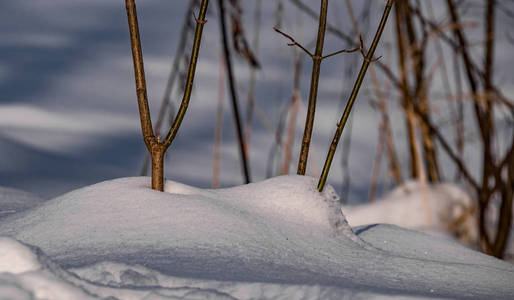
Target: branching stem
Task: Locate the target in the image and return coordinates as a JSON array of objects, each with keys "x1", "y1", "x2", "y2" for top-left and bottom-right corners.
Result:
[{"x1": 126, "y1": 0, "x2": 209, "y2": 191}]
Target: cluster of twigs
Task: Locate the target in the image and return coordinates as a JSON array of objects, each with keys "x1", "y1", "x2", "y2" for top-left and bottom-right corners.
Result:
[
  {"x1": 273, "y1": 0, "x2": 393, "y2": 191},
  {"x1": 290, "y1": 0, "x2": 513, "y2": 258},
  {"x1": 125, "y1": 0, "x2": 512, "y2": 259},
  {"x1": 128, "y1": 0, "x2": 393, "y2": 193}
]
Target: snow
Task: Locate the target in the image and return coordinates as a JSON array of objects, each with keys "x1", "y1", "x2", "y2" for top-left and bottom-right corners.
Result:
[
  {"x1": 0, "y1": 238, "x2": 444, "y2": 300},
  {"x1": 0, "y1": 237, "x2": 41, "y2": 274},
  {"x1": 344, "y1": 181, "x2": 478, "y2": 243},
  {"x1": 344, "y1": 180, "x2": 514, "y2": 260},
  {"x1": 0, "y1": 186, "x2": 46, "y2": 220},
  {"x1": 0, "y1": 176, "x2": 513, "y2": 299}
]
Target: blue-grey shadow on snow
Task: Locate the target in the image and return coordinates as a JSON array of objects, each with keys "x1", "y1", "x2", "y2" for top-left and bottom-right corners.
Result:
[{"x1": 354, "y1": 224, "x2": 379, "y2": 235}]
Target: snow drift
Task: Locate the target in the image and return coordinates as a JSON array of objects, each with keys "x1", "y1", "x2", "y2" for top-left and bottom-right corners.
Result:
[
  {"x1": 345, "y1": 181, "x2": 478, "y2": 242},
  {"x1": 0, "y1": 176, "x2": 513, "y2": 299},
  {"x1": 344, "y1": 180, "x2": 514, "y2": 260}
]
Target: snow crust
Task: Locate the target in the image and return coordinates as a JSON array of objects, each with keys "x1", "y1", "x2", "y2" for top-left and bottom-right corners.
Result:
[{"x1": 0, "y1": 176, "x2": 513, "y2": 299}]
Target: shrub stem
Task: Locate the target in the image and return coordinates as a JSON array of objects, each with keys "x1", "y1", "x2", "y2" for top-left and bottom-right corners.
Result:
[
  {"x1": 318, "y1": 0, "x2": 393, "y2": 192},
  {"x1": 126, "y1": 0, "x2": 209, "y2": 191},
  {"x1": 297, "y1": 0, "x2": 328, "y2": 175}
]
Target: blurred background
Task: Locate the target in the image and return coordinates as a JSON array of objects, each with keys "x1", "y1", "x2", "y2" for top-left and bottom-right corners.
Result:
[
  {"x1": 0, "y1": 0, "x2": 513, "y2": 256},
  {"x1": 0, "y1": 0, "x2": 391, "y2": 198}
]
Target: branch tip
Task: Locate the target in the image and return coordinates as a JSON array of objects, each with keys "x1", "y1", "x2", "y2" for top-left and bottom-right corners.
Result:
[{"x1": 273, "y1": 26, "x2": 314, "y2": 57}]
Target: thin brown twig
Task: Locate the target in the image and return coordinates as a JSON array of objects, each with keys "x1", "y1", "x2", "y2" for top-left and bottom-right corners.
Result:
[
  {"x1": 318, "y1": 0, "x2": 394, "y2": 191},
  {"x1": 244, "y1": 0, "x2": 263, "y2": 161},
  {"x1": 217, "y1": 0, "x2": 251, "y2": 184},
  {"x1": 411, "y1": 101, "x2": 479, "y2": 190},
  {"x1": 281, "y1": 54, "x2": 302, "y2": 175},
  {"x1": 296, "y1": 0, "x2": 328, "y2": 175},
  {"x1": 289, "y1": 0, "x2": 402, "y2": 89},
  {"x1": 357, "y1": 35, "x2": 382, "y2": 62},
  {"x1": 322, "y1": 47, "x2": 360, "y2": 60},
  {"x1": 273, "y1": 27, "x2": 314, "y2": 57},
  {"x1": 213, "y1": 52, "x2": 226, "y2": 189},
  {"x1": 368, "y1": 123, "x2": 385, "y2": 203},
  {"x1": 274, "y1": 26, "x2": 361, "y2": 62},
  {"x1": 344, "y1": 0, "x2": 401, "y2": 187}
]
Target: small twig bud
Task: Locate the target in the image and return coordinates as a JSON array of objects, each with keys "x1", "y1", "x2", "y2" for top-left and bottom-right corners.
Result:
[{"x1": 193, "y1": 12, "x2": 207, "y2": 24}]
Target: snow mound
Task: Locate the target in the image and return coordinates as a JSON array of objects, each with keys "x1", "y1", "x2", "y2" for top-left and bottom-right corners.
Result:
[
  {"x1": 0, "y1": 176, "x2": 364, "y2": 274},
  {"x1": 345, "y1": 181, "x2": 478, "y2": 244},
  {"x1": 345, "y1": 181, "x2": 514, "y2": 261},
  {"x1": 0, "y1": 186, "x2": 45, "y2": 220},
  {"x1": 164, "y1": 175, "x2": 354, "y2": 236},
  {"x1": 0, "y1": 176, "x2": 513, "y2": 299}
]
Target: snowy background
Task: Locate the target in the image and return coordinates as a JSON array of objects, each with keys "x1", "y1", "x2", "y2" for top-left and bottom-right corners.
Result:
[{"x1": 2, "y1": 1, "x2": 512, "y2": 200}]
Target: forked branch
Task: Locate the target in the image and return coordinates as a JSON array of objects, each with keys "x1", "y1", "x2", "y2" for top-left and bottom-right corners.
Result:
[
  {"x1": 273, "y1": 27, "x2": 360, "y2": 61},
  {"x1": 126, "y1": 0, "x2": 210, "y2": 191}
]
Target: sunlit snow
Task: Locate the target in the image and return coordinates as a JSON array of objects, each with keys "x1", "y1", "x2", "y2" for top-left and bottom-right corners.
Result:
[{"x1": 0, "y1": 176, "x2": 513, "y2": 299}]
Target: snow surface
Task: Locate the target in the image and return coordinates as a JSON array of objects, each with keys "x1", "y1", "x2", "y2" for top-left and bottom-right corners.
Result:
[
  {"x1": 0, "y1": 176, "x2": 513, "y2": 299},
  {"x1": 344, "y1": 180, "x2": 514, "y2": 261},
  {"x1": 0, "y1": 186, "x2": 45, "y2": 220},
  {"x1": 345, "y1": 181, "x2": 478, "y2": 243}
]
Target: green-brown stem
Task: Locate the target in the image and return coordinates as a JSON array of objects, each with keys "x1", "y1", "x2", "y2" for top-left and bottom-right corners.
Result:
[
  {"x1": 297, "y1": 0, "x2": 328, "y2": 175},
  {"x1": 318, "y1": 0, "x2": 393, "y2": 192},
  {"x1": 151, "y1": 142, "x2": 166, "y2": 191},
  {"x1": 126, "y1": 0, "x2": 155, "y2": 150},
  {"x1": 164, "y1": 1, "x2": 209, "y2": 148}
]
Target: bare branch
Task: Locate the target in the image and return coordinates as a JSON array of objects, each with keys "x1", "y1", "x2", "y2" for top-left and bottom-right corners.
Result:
[
  {"x1": 273, "y1": 27, "x2": 314, "y2": 57},
  {"x1": 322, "y1": 47, "x2": 360, "y2": 60},
  {"x1": 126, "y1": 0, "x2": 156, "y2": 150},
  {"x1": 216, "y1": 0, "x2": 251, "y2": 183},
  {"x1": 297, "y1": 0, "x2": 329, "y2": 175},
  {"x1": 289, "y1": 0, "x2": 402, "y2": 89},
  {"x1": 164, "y1": 0, "x2": 210, "y2": 148},
  {"x1": 411, "y1": 102, "x2": 480, "y2": 190},
  {"x1": 318, "y1": 0, "x2": 394, "y2": 191}
]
